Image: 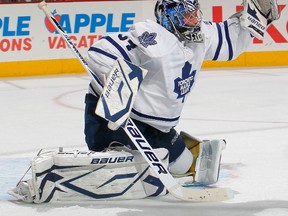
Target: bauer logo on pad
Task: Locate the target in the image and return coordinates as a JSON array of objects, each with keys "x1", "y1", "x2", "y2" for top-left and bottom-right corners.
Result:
[{"x1": 91, "y1": 156, "x2": 134, "y2": 164}]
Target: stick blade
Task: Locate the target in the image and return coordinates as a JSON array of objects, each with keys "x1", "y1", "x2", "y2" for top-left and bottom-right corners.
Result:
[{"x1": 170, "y1": 185, "x2": 234, "y2": 202}]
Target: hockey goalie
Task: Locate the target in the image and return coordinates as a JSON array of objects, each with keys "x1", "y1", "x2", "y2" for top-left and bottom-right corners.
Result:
[{"x1": 9, "y1": 0, "x2": 280, "y2": 203}]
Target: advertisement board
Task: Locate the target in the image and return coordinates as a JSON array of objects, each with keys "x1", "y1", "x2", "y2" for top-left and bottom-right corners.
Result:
[
  {"x1": 0, "y1": 0, "x2": 287, "y2": 77},
  {"x1": 201, "y1": 0, "x2": 288, "y2": 68}
]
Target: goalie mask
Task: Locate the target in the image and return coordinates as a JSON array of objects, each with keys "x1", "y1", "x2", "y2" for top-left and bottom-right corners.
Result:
[{"x1": 155, "y1": 0, "x2": 203, "y2": 42}]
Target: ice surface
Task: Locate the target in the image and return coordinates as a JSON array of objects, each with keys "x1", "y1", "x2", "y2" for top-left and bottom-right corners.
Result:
[{"x1": 1, "y1": 68, "x2": 288, "y2": 215}]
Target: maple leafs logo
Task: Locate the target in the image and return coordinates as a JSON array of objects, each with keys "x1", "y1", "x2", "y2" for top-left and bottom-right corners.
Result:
[
  {"x1": 138, "y1": 31, "x2": 157, "y2": 48},
  {"x1": 174, "y1": 62, "x2": 196, "y2": 103}
]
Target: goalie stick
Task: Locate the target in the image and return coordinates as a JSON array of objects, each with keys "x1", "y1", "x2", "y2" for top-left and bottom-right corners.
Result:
[{"x1": 38, "y1": 1, "x2": 233, "y2": 202}]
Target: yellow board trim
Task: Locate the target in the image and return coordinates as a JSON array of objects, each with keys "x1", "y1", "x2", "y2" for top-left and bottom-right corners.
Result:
[
  {"x1": 0, "y1": 59, "x2": 86, "y2": 78},
  {"x1": 203, "y1": 50, "x2": 288, "y2": 68},
  {"x1": 1, "y1": 51, "x2": 288, "y2": 78}
]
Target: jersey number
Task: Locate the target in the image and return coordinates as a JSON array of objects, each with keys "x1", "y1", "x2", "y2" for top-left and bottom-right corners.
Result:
[{"x1": 118, "y1": 34, "x2": 137, "y2": 51}]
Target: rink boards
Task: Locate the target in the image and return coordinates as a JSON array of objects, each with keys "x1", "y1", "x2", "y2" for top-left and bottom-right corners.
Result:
[{"x1": 0, "y1": 0, "x2": 287, "y2": 77}]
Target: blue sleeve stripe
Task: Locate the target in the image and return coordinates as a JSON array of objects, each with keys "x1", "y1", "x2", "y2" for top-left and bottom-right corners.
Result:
[
  {"x1": 212, "y1": 23, "x2": 223, "y2": 61},
  {"x1": 224, "y1": 21, "x2": 233, "y2": 61},
  {"x1": 87, "y1": 46, "x2": 119, "y2": 88},
  {"x1": 88, "y1": 47, "x2": 117, "y2": 60},
  {"x1": 89, "y1": 83, "x2": 100, "y2": 97},
  {"x1": 131, "y1": 108, "x2": 180, "y2": 122},
  {"x1": 90, "y1": 70, "x2": 104, "y2": 88},
  {"x1": 104, "y1": 36, "x2": 131, "y2": 62}
]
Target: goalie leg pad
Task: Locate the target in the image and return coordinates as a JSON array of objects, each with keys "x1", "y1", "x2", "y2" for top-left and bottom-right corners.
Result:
[
  {"x1": 9, "y1": 147, "x2": 169, "y2": 203},
  {"x1": 195, "y1": 140, "x2": 226, "y2": 185},
  {"x1": 179, "y1": 132, "x2": 226, "y2": 185}
]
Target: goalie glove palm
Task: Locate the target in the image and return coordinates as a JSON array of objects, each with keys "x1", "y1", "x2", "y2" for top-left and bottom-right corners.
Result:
[{"x1": 252, "y1": 0, "x2": 280, "y2": 23}]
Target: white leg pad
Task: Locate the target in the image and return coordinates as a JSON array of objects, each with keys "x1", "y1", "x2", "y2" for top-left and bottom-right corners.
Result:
[
  {"x1": 195, "y1": 140, "x2": 226, "y2": 185},
  {"x1": 8, "y1": 147, "x2": 169, "y2": 203}
]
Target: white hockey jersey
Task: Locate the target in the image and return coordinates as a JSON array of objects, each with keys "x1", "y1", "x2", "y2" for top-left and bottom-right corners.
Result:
[{"x1": 87, "y1": 18, "x2": 252, "y2": 132}]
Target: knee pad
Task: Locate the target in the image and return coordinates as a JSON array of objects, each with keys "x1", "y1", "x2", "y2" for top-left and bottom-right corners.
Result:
[{"x1": 168, "y1": 147, "x2": 193, "y2": 175}]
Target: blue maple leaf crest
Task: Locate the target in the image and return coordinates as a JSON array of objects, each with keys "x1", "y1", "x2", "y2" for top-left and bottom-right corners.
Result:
[
  {"x1": 174, "y1": 62, "x2": 196, "y2": 103},
  {"x1": 138, "y1": 31, "x2": 157, "y2": 48}
]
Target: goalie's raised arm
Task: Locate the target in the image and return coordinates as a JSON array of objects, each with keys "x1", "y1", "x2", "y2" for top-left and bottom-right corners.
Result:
[{"x1": 239, "y1": 0, "x2": 281, "y2": 39}]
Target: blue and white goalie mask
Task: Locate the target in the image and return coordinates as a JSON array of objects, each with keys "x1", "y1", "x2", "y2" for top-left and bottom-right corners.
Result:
[{"x1": 155, "y1": 0, "x2": 203, "y2": 42}]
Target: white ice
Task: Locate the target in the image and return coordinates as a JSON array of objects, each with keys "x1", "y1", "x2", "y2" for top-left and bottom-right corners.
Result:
[{"x1": 1, "y1": 67, "x2": 288, "y2": 216}]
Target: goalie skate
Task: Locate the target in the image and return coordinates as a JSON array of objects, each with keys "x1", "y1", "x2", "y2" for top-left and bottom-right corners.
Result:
[
  {"x1": 8, "y1": 181, "x2": 34, "y2": 203},
  {"x1": 8, "y1": 146, "x2": 169, "y2": 203}
]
